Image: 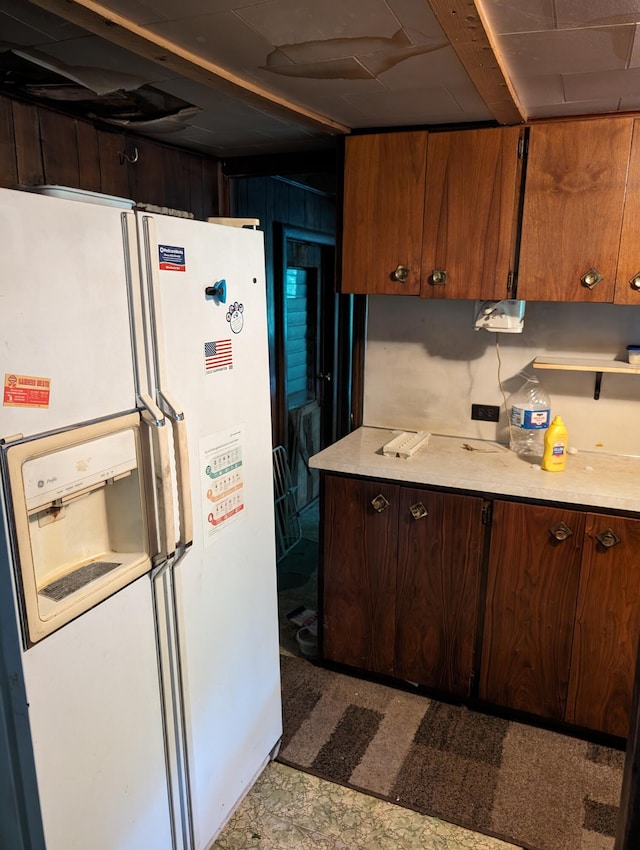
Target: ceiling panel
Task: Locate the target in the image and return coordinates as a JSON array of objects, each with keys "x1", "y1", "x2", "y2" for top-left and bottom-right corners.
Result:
[{"x1": 2, "y1": 0, "x2": 640, "y2": 162}]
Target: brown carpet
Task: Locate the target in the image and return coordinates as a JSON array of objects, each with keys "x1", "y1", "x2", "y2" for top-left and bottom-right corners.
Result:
[{"x1": 277, "y1": 653, "x2": 625, "y2": 850}]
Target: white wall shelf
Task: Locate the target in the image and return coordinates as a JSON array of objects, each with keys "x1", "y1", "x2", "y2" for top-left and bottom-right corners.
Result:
[
  {"x1": 533, "y1": 356, "x2": 640, "y2": 399},
  {"x1": 533, "y1": 356, "x2": 640, "y2": 374}
]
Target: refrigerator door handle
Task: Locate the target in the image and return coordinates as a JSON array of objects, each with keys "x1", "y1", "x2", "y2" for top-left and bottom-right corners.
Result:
[
  {"x1": 159, "y1": 392, "x2": 194, "y2": 551},
  {"x1": 139, "y1": 393, "x2": 176, "y2": 561},
  {"x1": 142, "y1": 216, "x2": 194, "y2": 552},
  {"x1": 122, "y1": 211, "x2": 152, "y2": 400},
  {"x1": 151, "y1": 549, "x2": 195, "y2": 850}
]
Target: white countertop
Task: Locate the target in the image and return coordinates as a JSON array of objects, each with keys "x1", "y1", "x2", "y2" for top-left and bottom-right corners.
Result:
[{"x1": 309, "y1": 427, "x2": 640, "y2": 514}]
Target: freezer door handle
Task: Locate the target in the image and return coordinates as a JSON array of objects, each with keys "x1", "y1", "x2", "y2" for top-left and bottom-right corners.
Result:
[
  {"x1": 140, "y1": 394, "x2": 176, "y2": 560},
  {"x1": 142, "y1": 215, "x2": 193, "y2": 552}
]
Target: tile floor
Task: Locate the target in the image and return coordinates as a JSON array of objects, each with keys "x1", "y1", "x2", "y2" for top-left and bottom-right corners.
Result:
[
  {"x1": 212, "y1": 499, "x2": 523, "y2": 850},
  {"x1": 212, "y1": 761, "x2": 521, "y2": 850}
]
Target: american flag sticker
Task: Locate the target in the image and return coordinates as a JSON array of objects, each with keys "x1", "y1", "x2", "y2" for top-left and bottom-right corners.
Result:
[{"x1": 205, "y1": 339, "x2": 233, "y2": 372}]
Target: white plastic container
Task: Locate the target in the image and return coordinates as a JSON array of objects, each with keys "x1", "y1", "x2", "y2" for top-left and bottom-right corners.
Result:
[
  {"x1": 22, "y1": 185, "x2": 135, "y2": 208},
  {"x1": 508, "y1": 373, "x2": 551, "y2": 458},
  {"x1": 626, "y1": 345, "x2": 640, "y2": 364}
]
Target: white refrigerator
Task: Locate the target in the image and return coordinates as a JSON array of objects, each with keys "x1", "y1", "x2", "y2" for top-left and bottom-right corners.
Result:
[{"x1": 0, "y1": 187, "x2": 282, "y2": 850}]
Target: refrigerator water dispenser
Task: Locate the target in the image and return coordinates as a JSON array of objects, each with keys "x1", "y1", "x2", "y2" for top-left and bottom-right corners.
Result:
[{"x1": 3, "y1": 412, "x2": 153, "y2": 644}]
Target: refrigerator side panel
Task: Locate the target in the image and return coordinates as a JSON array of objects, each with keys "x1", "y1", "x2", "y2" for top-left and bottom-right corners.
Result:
[
  {"x1": 0, "y1": 496, "x2": 46, "y2": 850},
  {"x1": 141, "y1": 215, "x2": 282, "y2": 848},
  {"x1": 21, "y1": 576, "x2": 174, "y2": 850},
  {"x1": 0, "y1": 189, "x2": 138, "y2": 437}
]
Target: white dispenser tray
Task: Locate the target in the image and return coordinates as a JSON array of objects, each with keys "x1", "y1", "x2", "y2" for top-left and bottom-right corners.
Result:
[{"x1": 382, "y1": 430, "x2": 431, "y2": 458}]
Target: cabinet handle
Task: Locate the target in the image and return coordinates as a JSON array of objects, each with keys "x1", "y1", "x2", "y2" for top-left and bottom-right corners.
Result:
[
  {"x1": 629, "y1": 272, "x2": 640, "y2": 291},
  {"x1": 409, "y1": 501, "x2": 428, "y2": 520},
  {"x1": 391, "y1": 265, "x2": 411, "y2": 282},
  {"x1": 549, "y1": 521, "x2": 573, "y2": 541},
  {"x1": 595, "y1": 528, "x2": 620, "y2": 548},
  {"x1": 429, "y1": 269, "x2": 447, "y2": 286},
  {"x1": 371, "y1": 494, "x2": 390, "y2": 513},
  {"x1": 581, "y1": 268, "x2": 603, "y2": 289}
]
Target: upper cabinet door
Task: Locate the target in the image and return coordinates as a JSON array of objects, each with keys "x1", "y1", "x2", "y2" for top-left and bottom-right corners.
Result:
[
  {"x1": 615, "y1": 118, "x2": 640, "y2": 305},
  {"x1": 517, "y1": 117, "x2": 634, "y2": 302},
  {"x1": 340, "y1": 132, "x2": 427, "y2": 295},
  {"x1": 421, "y1": 126, "x2": 524, "y2": 300}
]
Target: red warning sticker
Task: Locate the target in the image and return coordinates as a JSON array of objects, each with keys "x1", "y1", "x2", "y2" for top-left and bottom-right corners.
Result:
[{"x1": 3, "y1": 374, "x2": 51, "y2": 408}]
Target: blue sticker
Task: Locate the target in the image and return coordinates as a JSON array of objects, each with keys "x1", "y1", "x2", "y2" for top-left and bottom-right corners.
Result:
[{"x1": 158, "y1": 245, "x2": 186, "y2": 272}]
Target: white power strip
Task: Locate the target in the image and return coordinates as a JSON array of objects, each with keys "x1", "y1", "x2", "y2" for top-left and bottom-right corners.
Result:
[{"x1": 382, "y1": 431, "x2": 431, "y2": 458}]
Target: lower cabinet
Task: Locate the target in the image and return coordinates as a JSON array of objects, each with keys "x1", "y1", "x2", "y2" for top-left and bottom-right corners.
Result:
[
  {"x1": 566, "y1": 512, "x2": 640, "y2": 737},
  {"x1": 480, "y1": 500, "x2": 640, "y2": 738},
  {"x1": 320, "y1": 475, "x2": 640, "y2": 737},
  {"x1": 321, "y1": 475, "x2": 398, "y2": 677},
  {"x1": 321, "y1": 474, "x2": 485, "y2": 697}
]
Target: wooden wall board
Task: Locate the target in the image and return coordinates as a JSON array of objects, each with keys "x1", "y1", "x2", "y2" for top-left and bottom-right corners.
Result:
[
  {"x1": 12, "y1": 100, "x2": 44, "y2": 186},
  {"x1": 76, "y1": 120, "x2": 102, "y2": 193},
  {"x1": 0, "y1": 97, "x2": 17, "y2": 187},
  {"x1": 39, "y1": 109, "x2": 80, "y2": 188}
]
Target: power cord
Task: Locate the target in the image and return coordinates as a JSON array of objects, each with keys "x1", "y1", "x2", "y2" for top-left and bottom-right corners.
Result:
[{"x1": 495, "y1": 335, "x2": 513, "y2": 447}]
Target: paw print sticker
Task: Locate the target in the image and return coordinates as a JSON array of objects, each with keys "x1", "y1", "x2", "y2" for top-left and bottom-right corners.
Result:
[{"x1": 226, "y1": 301, "x2": 244, "y2": 334}]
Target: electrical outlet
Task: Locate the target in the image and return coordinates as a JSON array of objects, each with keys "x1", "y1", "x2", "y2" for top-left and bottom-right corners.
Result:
[{"x1": 471, "y1": 404, "x2": 500, "y2": 422}]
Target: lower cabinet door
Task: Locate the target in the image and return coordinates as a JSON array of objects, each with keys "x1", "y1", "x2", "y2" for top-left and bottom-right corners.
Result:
[
  {"x1": 566, "y1": 513, "x2": 640, "y2": 738},
  {"x1": 321, "y1": 474, "x2": 398, "y2": 675},
  {"x1": 480, "y1": 500, "x2": 585, "y2": 720},
  {"x1": 394, "y1": 488, "x2": 485, "y2": 696}
]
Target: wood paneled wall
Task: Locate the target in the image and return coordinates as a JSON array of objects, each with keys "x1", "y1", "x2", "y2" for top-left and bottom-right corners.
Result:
[{"x1": 0, "y1": 95, "x2": 222, "y2": 220}]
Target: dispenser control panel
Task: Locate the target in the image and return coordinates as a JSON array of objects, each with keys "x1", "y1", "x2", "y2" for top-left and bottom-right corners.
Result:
[{"x1": 22, "y1": 428, "x2": 138, "y2": 512}]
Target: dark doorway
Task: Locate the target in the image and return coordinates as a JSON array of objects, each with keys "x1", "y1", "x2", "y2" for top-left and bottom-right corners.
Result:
[{"x1": 274, "y1": 225, "x2": 350, "y2": 513}]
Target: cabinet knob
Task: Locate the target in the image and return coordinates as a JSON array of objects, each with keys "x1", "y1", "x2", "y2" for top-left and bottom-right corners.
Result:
[
  {"x1": 580, "y1": 268, "x2": 603, "y2": 289},
  {"x1": 371, "y1": 494, "x2": 390, "y2": 513},
  {"x1": 429, "y1": 269, "x2": 448, "y2": 286},
  {"x1": 595, "y1": 528, "x2": 620, "y2": 548},
  {"x1": 409, "y1": 501, "x2": 428, "y2": 520},
  {"x1": 549, "y1": 521, "x2": 573, "y2": 541},
  {"x1": 629, "y1": 272, "x2": 640, "y2": 291},
  {"x1": 391, "y1": 265, "x2": 411, "y2": 282}
]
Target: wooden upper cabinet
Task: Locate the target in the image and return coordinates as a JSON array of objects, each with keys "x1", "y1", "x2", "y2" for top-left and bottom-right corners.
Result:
[
  {"x1": 340, "y1": 132, "x2": 427, "y2": 295},
  {"x1": 517, "y1": 117, "x2": 634, "y2": 302},
  {"x1": 421, "y1": 126, "x2": 524, "y2": 300},
  {"x1": 615, "y1": 118, "x2": 640, "y2": 304}
]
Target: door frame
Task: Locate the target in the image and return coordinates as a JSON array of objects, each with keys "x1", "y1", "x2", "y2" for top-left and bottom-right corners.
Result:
[{"x1": 273, "y1": 223, "x2": 338, "y2": 452}]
